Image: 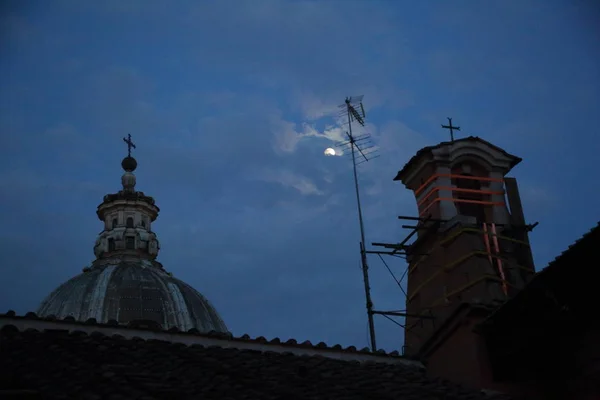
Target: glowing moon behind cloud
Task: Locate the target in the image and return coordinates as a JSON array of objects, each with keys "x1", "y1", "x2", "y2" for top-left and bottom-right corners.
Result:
[{"x1": 324, "y1": 148, "x2": 336, "y2": 156}]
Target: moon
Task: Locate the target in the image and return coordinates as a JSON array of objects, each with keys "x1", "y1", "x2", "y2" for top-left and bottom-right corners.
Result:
[{"x1": 324, "y1": 148, "x2": 336, "y2": 156}]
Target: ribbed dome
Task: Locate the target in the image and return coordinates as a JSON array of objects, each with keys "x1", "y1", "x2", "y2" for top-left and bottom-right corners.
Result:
[{"x1": 37, "y1": 261, "x2": 228, "y2": 333}]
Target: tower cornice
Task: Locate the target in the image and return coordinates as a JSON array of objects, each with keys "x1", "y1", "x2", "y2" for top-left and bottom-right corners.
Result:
[
  {"x1": 96, "y1": 195, "x2": 160, "y2": 222},
  {"x1": 393, "y1": 136, "x2": 522, "y2": 189}
]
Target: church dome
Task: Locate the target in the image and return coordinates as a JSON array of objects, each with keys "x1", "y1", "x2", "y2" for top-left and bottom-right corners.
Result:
[
  {"x1": 37, "y1": 260, "x2": 227, "y2": 332},
  {"x1": 37, "y1": 136, "x2": 228, "y2": 333}
]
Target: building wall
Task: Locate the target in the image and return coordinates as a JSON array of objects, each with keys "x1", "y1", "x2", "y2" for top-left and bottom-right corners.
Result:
[
  {"x1": 503, "y1": 327, "x2": 600, "y2": 400},
  {"x1": 425, "y1": 316, "x2": 485, "y2": 388},
  {"x1": 425, "y1": 315, "x2": 543, "y2": 400},
  {"x1": 411, "y1": 164, "x2": 443, "y2": 222},
  {"x1": 404, "y1": 222, "x2": 508, "y2": 356},
  {"x1": 558, "y1": 327, "x2": 600, "y2": 399}
]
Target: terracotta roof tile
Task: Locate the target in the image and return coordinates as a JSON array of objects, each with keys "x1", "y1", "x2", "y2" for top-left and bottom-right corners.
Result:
[
  {"x1": 0, "y1": 311, "x2": 418, "y2": 360},
  {"x1": 0, "y1": 313, "x2": 512, "y2": 400}
]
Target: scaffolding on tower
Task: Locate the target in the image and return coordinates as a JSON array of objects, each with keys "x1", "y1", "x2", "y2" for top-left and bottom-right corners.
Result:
[{"x1": 394, "y1": 171, "x2": 540, "y2": 342}]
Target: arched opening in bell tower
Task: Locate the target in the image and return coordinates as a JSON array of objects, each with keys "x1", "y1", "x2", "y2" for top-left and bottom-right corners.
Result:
[
  {"x1": 454, "y1": 173, "x2": 486, "y2": 222},
  {"x1": 451, "y1": 163, "x2": 489, "y2": 223}
]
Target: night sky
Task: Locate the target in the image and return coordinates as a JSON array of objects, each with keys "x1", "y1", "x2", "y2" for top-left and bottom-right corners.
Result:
[{"x1": 1, "y1": 0, "x2": 599, "y2": 352}]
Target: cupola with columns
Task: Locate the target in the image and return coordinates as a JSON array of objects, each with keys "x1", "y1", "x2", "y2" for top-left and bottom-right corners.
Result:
[{"x1": 93, "y1": 135, "x2": 160, "y2": 262}]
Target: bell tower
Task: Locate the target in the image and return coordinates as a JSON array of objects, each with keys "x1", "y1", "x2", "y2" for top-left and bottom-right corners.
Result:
[{"x1": 393, "y1": 135, "x2": 536, "y2": 384}]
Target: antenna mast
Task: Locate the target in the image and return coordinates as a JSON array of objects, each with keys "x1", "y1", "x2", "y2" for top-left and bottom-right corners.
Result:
[
  {"x1": 334, "y1": 98, "x2": 439, "y2": 353},
  {"x1": 338, "y1": 96, "x2": 379, "y2": 351}
]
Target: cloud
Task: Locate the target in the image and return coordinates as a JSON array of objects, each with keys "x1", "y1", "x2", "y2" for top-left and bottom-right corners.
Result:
[
  {"x1": 293, "y1": 91, "x2": 342, "y2": 122},
  {"x1": 271, "y1": 117, "x2": 347, "y2": 155},
  {"x1": 177, "y1": 0, "x2": 415, "y2": 120},
  {"x1": 254, "y1": 169, "x2": 324, "y2": 196}
]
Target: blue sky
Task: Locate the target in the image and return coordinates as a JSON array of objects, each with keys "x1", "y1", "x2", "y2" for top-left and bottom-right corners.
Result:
[{"x1": 1, "y1": 0, "x2": 599, "y2": 352}]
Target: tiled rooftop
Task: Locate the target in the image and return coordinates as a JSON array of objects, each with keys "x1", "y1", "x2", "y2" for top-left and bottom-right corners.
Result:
[{"x1": 0, "y1": 311, "x2": 511, "y2": 400}]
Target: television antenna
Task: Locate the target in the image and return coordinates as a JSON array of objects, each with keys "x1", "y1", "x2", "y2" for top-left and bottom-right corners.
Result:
[
  {"x1": 336, "y1": 96, "x2": 380, "y2": 351},
  {"x1": 334, "y1": 97, "x2": 435, "y2": 353}
]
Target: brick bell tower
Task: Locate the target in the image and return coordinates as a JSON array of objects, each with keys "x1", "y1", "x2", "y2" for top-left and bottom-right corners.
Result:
[{"x1": 393, "y1": 135, "x2": 537, "y2": 388}]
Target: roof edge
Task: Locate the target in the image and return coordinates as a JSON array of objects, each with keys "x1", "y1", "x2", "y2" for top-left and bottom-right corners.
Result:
[
  {"x1": 417, "y1": 303, "x2": 496, "y2": 359},
  {"x1": 0, "y1": 312, "x2": 423, "y2": 368}
]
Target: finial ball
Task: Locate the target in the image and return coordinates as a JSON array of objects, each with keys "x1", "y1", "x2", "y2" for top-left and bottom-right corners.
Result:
[{"x1": 121, "y1": 156, "x2": 137, "y2": 172}]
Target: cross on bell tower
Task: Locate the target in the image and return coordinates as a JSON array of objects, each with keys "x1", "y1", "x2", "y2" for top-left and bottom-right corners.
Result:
[{"x1": 441, "y1": 118, "x2": 460, "y2": 142}]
